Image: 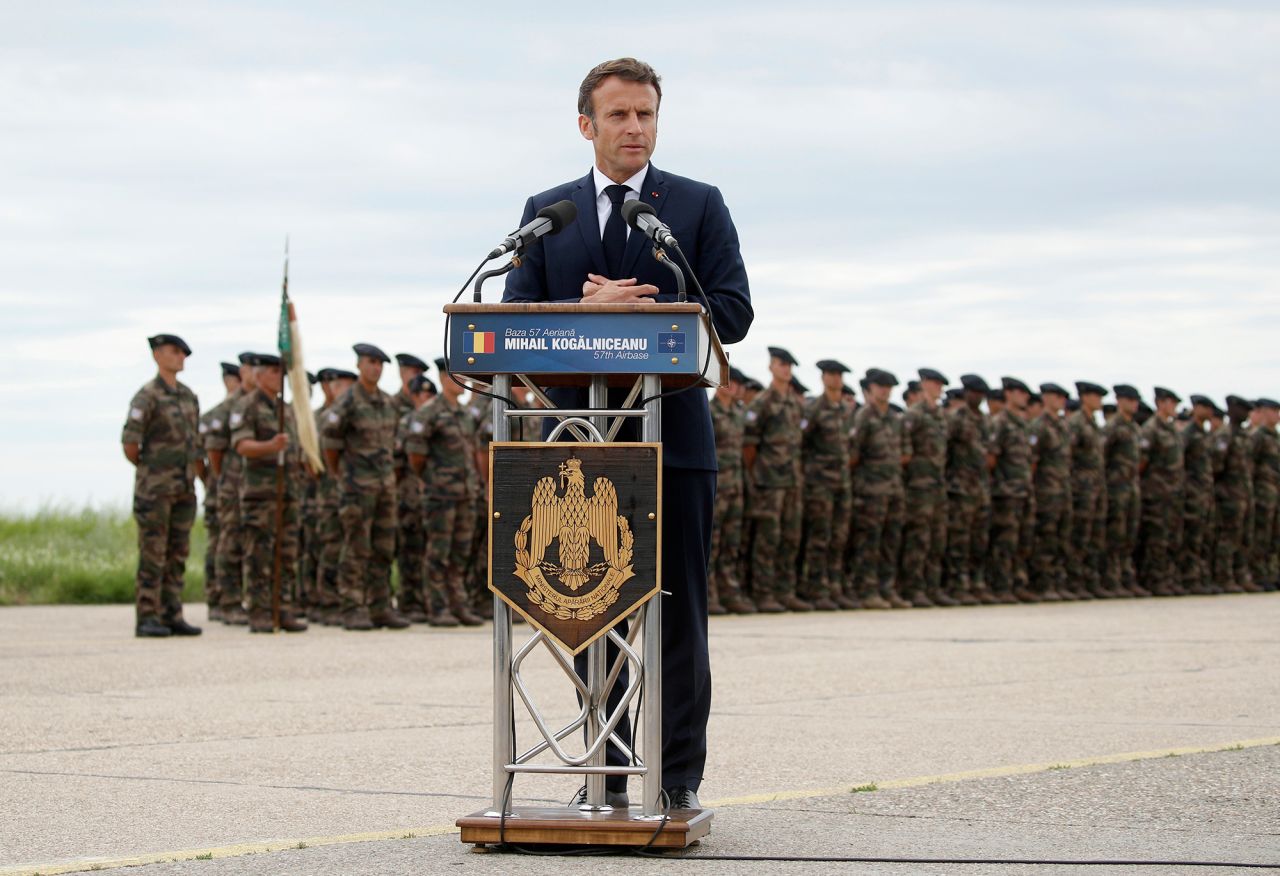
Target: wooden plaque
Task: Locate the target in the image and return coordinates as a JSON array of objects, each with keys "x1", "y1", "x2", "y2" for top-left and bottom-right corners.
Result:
[{"x1": 488, "y1": 443, "x2": 661, "y2": 655}]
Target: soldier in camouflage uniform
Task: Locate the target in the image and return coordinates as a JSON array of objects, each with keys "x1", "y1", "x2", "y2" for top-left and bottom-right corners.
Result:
[
  {"x1": 743, "y1": 348, "x2": 810, "y2": 612},
  {"x1": 208, "y1": 352, "x2": 258, "y2": 625},
  {"x1": 321, "y1": 343, "x2": 410, "y2": 630},
  {"x1": 985, "y1": 377, "x2": 1034, "y2": 603},
  {"x1": 310, "y1": 368, "x2": 354, "y2": 624},
  {"x1": 405, "y1": 360, "x2": 484, "y2": 627},
  {"x1": 391, "y1": 354, "x2": 429, "y2": 621},
  {"x1": 230, "y1": 354, "x2": 308, "y2": 633},
  {"x1": 850, "y1": 368, "x2": 907, "y2": 609},
  {"x1": 736, "y1": 375, "x2": 764, "y2": 596},
  {"x1": 1029, "y1": 383, "x2": 1071, "y2": 600},
  {"x1": 1137, "y1": 387, "x2": 1185, "y2": 596},
  {"x1": 1179, "y1": 395, "x2": 1216, "y2": 594},
  {"x1": 900, "y1": 368, "x2": 954, "y2": 607},
  {"x1": 464, "y1": 375, "x2": 495, "y2": 619},
  {"x1": 710, "y1": 368, "x2": 754, "y2": 614},
  {"x1": 198, "y1": 361, "x2": 241, "y2": 621},
  {"x1": 943, "y1": 374, "x2": 991, "y2": 605},
  {"x1": 121, "y1": 334, "x2": 203, "y2": 637},
  {"x1": 1103, "y1": 385, "x2": 1146, "y2": 597},
  {"x1": 1249, "y1": 398, "x2": 1280, "y2": 590},
  {"x1": 1068, "y1": 382, "x2": 1108, "y2": 598},
  {"x1": 1213, "y1": 396, "x2": 1256, "y2": 593},
  {"x1": 799, "y1": 360, "x2": 856, "y2": 610}
]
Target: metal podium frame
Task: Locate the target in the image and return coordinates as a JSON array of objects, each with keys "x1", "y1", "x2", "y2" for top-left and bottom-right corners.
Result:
[{"x1": 446, "y1": 302, "x2": 727, "y2": 842}]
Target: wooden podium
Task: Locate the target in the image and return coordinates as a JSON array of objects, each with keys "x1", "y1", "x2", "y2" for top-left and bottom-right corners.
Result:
[{"x1": 446, "y1": 302, "x2": 725, "y2": 849}]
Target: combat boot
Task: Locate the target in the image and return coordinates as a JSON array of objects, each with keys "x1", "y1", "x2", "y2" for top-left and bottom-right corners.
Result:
[
  {"x1": 860, "y1": 593, "x2": 892, "y2": 609},
  {"x1": 450, "y1": 604, "x2": 485, "y2": 627},
  {"x1": 811, "y1": 597, "x2": 840, "y2": 611},
  {"x1": 954, "y1": 590, "x2": 981, "y2": 606},
  {"x1": 343, "y1": 606, "x2": 376, "y2": 631},
  {"x1": 833, "y1": 593, "x2": 860, "y2": 610},
  {"x1": 135, "y1": 617, "x2": 172, "y2": 638},
  {"x1": 222, "y1": 606, "x2": 249, "y2": 625},
  {"x1": 928, "y1": 588, "x2": 960, "y2": 607},
  {"x1": 782, "y1": 594, "x2": 814, "y2": 612},
  {"x1": 371, "y1": 609, "x2": 412, "y2": 629},
  {"x1": 884, "y1": 590, "x2": 912, "y2": 609},
  {"x1": 207, "y1": 605, "x2": 225, "y2": 622},
  {"x1": 722, "y1": 594, "x2": 757, "y2": 614},
  {"x1": 279, "y1": 611, "x2": 308, "y2": 632},
  {"x1": 707, "y1": 596, "x2": 728, "y2": 616},
  {"x1": 1012, "y1": 587, "x2": 1038, "y2": 603},
  {"x1": 404, "y1": 608, "x2": 431, "y2": 624},
  {"x1": 907, "y1": 590, "x2": 935, "y2": 608},
  {"x1": 428, "y1": 608, "x2": 461, "y2": 627},
  {"x1": 166, "y1": 617, "x2": 203, "y2": 636}
]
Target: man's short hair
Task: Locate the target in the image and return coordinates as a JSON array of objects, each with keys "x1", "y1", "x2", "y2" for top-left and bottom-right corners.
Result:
[{"x1": 578, "y1": 57, "x2": 662, "y2": 120}]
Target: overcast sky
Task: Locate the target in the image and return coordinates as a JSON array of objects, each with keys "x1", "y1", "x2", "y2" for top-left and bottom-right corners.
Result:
[{"x1": 2, "y1": 1, "x2": 1277, "y2": 510}]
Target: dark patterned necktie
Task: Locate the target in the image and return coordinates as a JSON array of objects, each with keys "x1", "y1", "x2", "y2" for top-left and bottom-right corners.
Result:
[{"x1": 602, "y1": 184, "x2": 629, "y2": 279}]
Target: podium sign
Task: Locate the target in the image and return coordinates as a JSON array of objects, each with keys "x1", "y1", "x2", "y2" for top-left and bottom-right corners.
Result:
[{"x1": 489, "y1": 443, "x2": 662, "y2": 655}]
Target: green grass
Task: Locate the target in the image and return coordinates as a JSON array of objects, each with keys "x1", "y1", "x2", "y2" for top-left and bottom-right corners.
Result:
[
  {"x1": 850, "y1": 782, "x2": 878, "y2": 793},
  {"x1": 0, "y1": 507, "x2": 206, "y2": 606}
]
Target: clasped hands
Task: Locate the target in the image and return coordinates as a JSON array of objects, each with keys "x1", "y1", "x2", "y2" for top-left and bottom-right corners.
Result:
[{"x1": 581, "y1": 273, "x2": 660, "y2": 303}]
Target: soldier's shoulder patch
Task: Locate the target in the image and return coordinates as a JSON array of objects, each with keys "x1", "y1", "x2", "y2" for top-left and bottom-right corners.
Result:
[
  {"x1": 1029, "y1": 434, "x2": 1038, "y2": 446},
  {"x1": 745, "y1": 410, "x2": 758, "y2": 422},
  {"x1": 1216, "y1": 439, "x2": 1229, "y2": 451},
  {"x1": 129, "y1": 407, "x2": 145, "y2": 421},
  {"x1": 198, "y1": 422, "x2": 208, "y2": 434},
  {"x1": 849, "y1": 427, "x2": 857, "y2": 437},
  {"x1": 1139, "y1": 438, "x2": 1151, "y2": 449},
  {"x1": 229, "y1": 412, "x2": 243, "y2": 428},
  {"x1": 411, "y1": 420, "x2": 425, "y2": 434},
  {"x1": 211, "y1": 418, "x2": 222, "y2": 430},
  {"x1": 327, "y1": 411, "x2": 340, "y2": 424},
  {"x1": 799, "y1": 419, "x2": 809, "y2": 429}
]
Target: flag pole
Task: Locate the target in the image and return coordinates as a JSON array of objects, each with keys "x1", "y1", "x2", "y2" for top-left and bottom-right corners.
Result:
[{"x1": 272, "y1": 237, "x2": 289, "y2": 631}]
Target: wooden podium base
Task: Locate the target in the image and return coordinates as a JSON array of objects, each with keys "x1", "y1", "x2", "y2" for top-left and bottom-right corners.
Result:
[{"x1": 457, "y1": 806, "x2": 712, "y2": 849}]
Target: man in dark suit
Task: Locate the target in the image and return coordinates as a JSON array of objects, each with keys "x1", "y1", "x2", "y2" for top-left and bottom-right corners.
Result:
[{"x1": 503, "y1": 57, "x2": 753, "y2": 811}]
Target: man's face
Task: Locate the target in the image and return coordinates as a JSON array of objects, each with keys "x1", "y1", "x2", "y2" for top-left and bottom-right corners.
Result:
[
  {"x1": 1080, "y1": 392, "x2": 1101, "y2": 414},
  {"x1": 322, "y1": 380, "x2": 336, "y2": 404},
  {"x1": 1156, "y1": 397, "x2": 1177, "y2": 419},
  {"x1": 1043, "y1": 392, "x2": 1065, "y2": 415},
  {"x1": 1118, "y1": 397, "x2": 1139, "y2": 417},
  {"x1": 399, "y1": 365, "x2": 422, "y2": 391},
  {"x1": 1191, "y1": 402, "x2": 1212, "y2": 424},
  {"x1": 332, "y1": 377, "x2": 354, "y2": 397},
  {"x1": 869, "y1": 383, "x2": 891, "y2": 405},
  {"x1": 357, "y1": 355, "x2": 383, "y2": 384},
  {"x1": 579, "y1": 76, "x2": 658, "y2": 182},
  {"x1": 768, "y1": 356, "x2": 792, "y2": 383},
  {"x1": 222, "y1": 375, "x2": 241, "y2": 395},
  {"x1": 988, "y1": 398, "x2": 1005, "y2": 415},
  {"x1": 240, "y1": 364, "x2": 257, "y2": 390},
  {"x1": 152, "y1": 344, "x2": 186, "y2": 373},
  {"x1": 921, "y1": 379, "x2": 943, "y2": 404},
  {"x1": 964, "y1": 389, "x2": 985, "y2": 412},
  {"x1": 441, "y1": 372, "x2": 464, "y2": 400},
  {"x1": 1007, "y1": 388, "x2": 1030, "y2": 412},
  {"x1": 821, "y1": 371, "x2": 843, "y2": 392},
  {"x1": 256, "y1": 365, "x2": 283, "y2": 395}
]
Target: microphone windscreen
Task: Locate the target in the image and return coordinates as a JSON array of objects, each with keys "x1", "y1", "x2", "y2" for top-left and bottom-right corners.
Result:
[
  {"x1": 621, "y1": 199, "x2": 656, "y2": 226},
  {"x1": 536, "y1": 200, "x2": 578, "y2": 233}
]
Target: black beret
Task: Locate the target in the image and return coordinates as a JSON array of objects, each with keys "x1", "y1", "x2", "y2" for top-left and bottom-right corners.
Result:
[
  {"x1": 918, "y1": 368, "x2": 949, "y2": 384},
  {"x1": 1226, "y1": 394, "x2": 1255, "y2": 411},
  {"x1": 988, "y1": 388, "x2": 1005, "y2": 402},
  {"x1": 889, "y1": 402, "x2": 904, "y2": 413},
  {"x1": 1176, "y1": 409, "x2": 1191, "y2": 422},
  {"x1": 815, "y1": 359, "x2": 850, "y2": 374},
  {"x1": 790, "y1": 376, "x2": 809, "y2": 394},
  {"x1": 316, "y1": 368, "x2": 338, "y2": 382},
  {"x1": 768, "y1": 346, "x2": 799, "y2": 366},
  {"x1": 745, "y1": 378, "x2": 764, "y2": 392},
  {"x1": 395, "y1": 353, "x2": 428, "y2": 371},
  {"x1": 1066, "y1": 399, "x2": 1081, "y2": 412},
  {"x1": 408, "y1": 374, "x2": 434, "y2": 394},
  {"x1": 332, "y1": 369, "x2": 357, "y2": 381},
  {"x1": 237, "y1": 351, "x2": 256, "y2": 364},
  {"x1": 1138, "y1": 401, "x2": 1153, "y2": 416},
  {"x1": 1001, "y1": 376, "x2": 1030, "y2": 394},
  {"x1": 728, "y1": 366, "x2": 747, "y2": 384},
  {"x1": 1188, "y1": 394, "x2": 1214, "y2": 408},
  {"x1": 858, "y1": 378, "x2": 870, "y2": 391},
  {"x1": 433, "y1": 356, "x2": 448, "y2": 373},
  {"x1": 306, "y1": 371, "x2": 318, "y2": 385},
  {"x1": 1027, "y1": 393, "x2": 1043, "y2": 405},
  {"x1": 353, "y1": 343, "x2": 390, "y2": 363},
  {"x1": 148, "y1": 334, "x2": 191, "y2": 355},
  {"x1": 250, "y1": 352, "x2": 282, "y2": 367},
  {"x1": 960, "y1": 374, "x2": 989, "y2": 394},
  {"x1": 1211, "y1": 403, "x2": 1225, "y2": 418},
  {"x1": 1153, "y1": 386, "x2": 1181, "y2": 403},
  {"x1": 1039, "y1": 382, "x2": 1069, "y2": 397},
  {"x1": 1103, "y1": 403, "x2": 1117, "y2": 415},
  {"x1": 865, "y1": 368, "x2": 899, "y2": 387},
  {"x1": 1113, "y1": 384, "x2": 1141, "y2": 401},
  {"x1": 944, "y1": 388, "x2": 965, "y2": 401},
  {"x1": 841, "y1": 384, "x2": 856, "y2": 397},
  {"x1": 1256, "y1": 397, "x2": 1280, "y2": 411},
  {"x1": 220, "y1": 361, "x2": 241, "y2": 378},
  {"x1": 1075, "y1": 381, "x2": 1108, "y2": 398}
]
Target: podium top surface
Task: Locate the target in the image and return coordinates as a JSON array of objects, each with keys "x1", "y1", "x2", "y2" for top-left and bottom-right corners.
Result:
[{"x1": 443, "y1": 302, "x2": 708, "y2": 315}]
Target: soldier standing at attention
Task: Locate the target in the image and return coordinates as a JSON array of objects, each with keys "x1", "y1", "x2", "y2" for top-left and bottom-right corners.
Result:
[
  {"x1": 392, "y1": 354, "x2": 429, "y2": 617},
  {"x1": 321, "y1": 344, "x2": 410, "y2": 630},
  {"x1": 405, "y1": 360, "x2": 485, "y2": 627},
  {"x1": 799, "y1": 360, "x2": 856, "y2": 610},
  {"x1": 1248, "y1": 398, "x2": 1280, "y2": 591},
  {"x1": 311, "y1": 368, "x2": 354, "y2": 624},
  {"x1": 1138, "y1": 387, "x2": 1186, "y2": 595},
  {"x1": 199, "y1": 361, "x2": 241, "y2": 621},
  {"x1": 709, "y1": 368, "x2": 754, "y2": 614},
  {"x1": 1068, "y1": 382, "x2": 1108, "y2": 598},
  {"x1": 900, "y1": 368, "x2": 954, "y2": 607},
  {"x1": 230, "y1": 354, "x2": 308, "y2": 633},
  {"x1": 943, "y1": 374, "x2": 990, "y2": 605},
  {"x1": 1214, "y1": 395, "x2": 1257, "y2": 593},
  {"x1": 1104, "y1": 385, "x2": 1146, "y2": 597},
  {"x1": 743, "y1": 348, "x2": 809, "y2": 612},
  {"x1": 463, "y1": 372, "x2": 496, "y2": 619},
  {"x1": 850, "y1": 368, "x2": 908, "y2": 609},
  {"x1": 985, "y1": 377, "x2": 1034, "y2": 603},
  {"x1": 1029, "y1": 383, "x2": 1071, "y2": 600},
  {"x1": 121, "y1": 334, "x2": 204, "y2": 638},
  {"x1": 1180, "y1": 395, "x2": 1216, "y2": 594},
  {"x1": 736, "y1": 375, "x2": 764, "y2": 597},
  {"x1": 208, "y1": 352, "x2": 258, "y2": 625}
]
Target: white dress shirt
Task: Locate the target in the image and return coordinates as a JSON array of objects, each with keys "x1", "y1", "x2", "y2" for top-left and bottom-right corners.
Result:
[{"x1": 592, "y1": 164, "x2": 648, "y2": 240}]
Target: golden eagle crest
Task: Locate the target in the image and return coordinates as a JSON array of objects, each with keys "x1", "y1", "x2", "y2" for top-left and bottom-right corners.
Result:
[{"x1": 513, "y1": 457, "x2": 634, "y2": 621}]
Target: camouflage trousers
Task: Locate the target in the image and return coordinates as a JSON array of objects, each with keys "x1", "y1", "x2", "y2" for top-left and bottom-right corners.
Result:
[
  {"x1": 298, "y1": 494, "x2": 318, "y2": 609},
  {"x1": 943, "y1": 491, "x2": 983, "y2": 594},
  {"x1": 214, "y1": 472, "x2": 245, "y2": 611},
  {"x1": 1104, "y1": 485, "x2": 1140, "y2": 591},
  {"x1": 466, "y1": 495, "x2": 490, "y2": 612},
  {"x1": 709, "y1": 480, "x2": 745, "y2": 602},
  {"x1": 1213, "y1": 491, "x2": 1250, "y2": 588},
  {"x1": 899, "y1": 487, "x2": 945, "y2": 597},
  {"x1": 424, "y1": 496, "x2": 476, "y2": 614},
  {"x1": 1069, "y1": 481, "x2": 1106, "y2": 592},
  {"x1": 202, "y1": 484, "x2": 219, "y2": 608},
  {"x1": 800, "y1": 482, "x2": 851, "y2": 600},
  {"x1": 1249, "y1": 491, "x2": 1278, "y2": 586},
  {"x1": 987, "y1": 495, "x2": 1028, "y2": 594},
  {"x1": 337, "y1": 486, "x2": 397, "y2": 614},
  {"x1": 1030, "y1": 491, "x2": 1070, "y2": 594},
  {"x1": 749, "y1": 486, "x2": 802, "y2": 599},
  {"x1": 1138, "y1": 489, "x2": 1182, "y2": 591},
  {"x1": 312, "y1": 493, "x2": 342, "y2": 611},
  {"x1": 1179, "y1": 488, "x2": 1213, "y2": 590},
  {"x1": 240, "y1": 494, "x2": 299, "y2": 617},
  {"x1": 849, "y1": 489, "x2": 904, "y2": 596},
  {"x1": 396, "y1": 484, "x2": 427, "y2": 615},
  {"x1": 133, "y1": 490, "x2": 196, "y2": 622}
]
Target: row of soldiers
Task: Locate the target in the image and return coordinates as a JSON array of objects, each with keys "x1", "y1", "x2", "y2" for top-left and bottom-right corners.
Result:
[
  {"x1": 124, "y1": 334, "x2": 544, "y2": 636},
  {"x1": 708, "y1": 348, "x2": 1280, "y2": 614}
]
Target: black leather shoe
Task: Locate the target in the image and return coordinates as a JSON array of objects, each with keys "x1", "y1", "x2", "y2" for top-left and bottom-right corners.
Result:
[
  {"x1": 570, "y1": 784, "x2": 629, "y2": 809},
  {"x1": 165, "y1": 618, "x2": 203, "y2": 636},
  {"x1": 667, "y1": 786, "x2": 701, "y2": 810},
  {"x1": 135, "y1": 617, "x2": 172, "y2": 638}
]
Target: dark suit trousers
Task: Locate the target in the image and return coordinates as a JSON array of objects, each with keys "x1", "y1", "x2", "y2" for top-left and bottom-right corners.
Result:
[{"x1": 574, "y1": 466, "x2": 715, "y2": 797}]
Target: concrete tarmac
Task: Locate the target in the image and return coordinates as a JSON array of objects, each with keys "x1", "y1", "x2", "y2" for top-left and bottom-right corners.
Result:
[{"x1": 2, "y1": 593, "x2": 1278, "y2": 874}]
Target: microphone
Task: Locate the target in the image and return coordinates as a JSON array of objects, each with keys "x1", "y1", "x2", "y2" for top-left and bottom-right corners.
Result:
[
  {"x1": 488, "y1": 200, "x2": 577, "y2": 259},
  {"x1": 621, "y1": 200, "x2": 678, "y2": 249}
]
